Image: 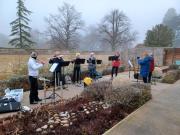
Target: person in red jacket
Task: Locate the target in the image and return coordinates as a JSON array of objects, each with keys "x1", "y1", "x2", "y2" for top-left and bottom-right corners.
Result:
[
  {"x1": 111, "y1": 52, "x2": 121, "y2": 79},
  {"x1": 148, "y1": 53, "x2": 155, "y2": 83}
]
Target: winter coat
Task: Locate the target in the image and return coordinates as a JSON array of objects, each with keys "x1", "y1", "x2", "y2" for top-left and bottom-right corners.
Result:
[
  {"x1": 138, "y1": 56, "x2": 151, "y2": 77},
  {"x1": 150, "y1": 57, "x2": 155, "y2": 72},
  {"x1": 112, "y1": 60, "x2": 120, "y2": 67},
  {"x1": 88, "y1": 57, "x2": 96, "y2": 69},
  {"x1": 49, "y1": 57, "x2": 64, "y2": 72}
]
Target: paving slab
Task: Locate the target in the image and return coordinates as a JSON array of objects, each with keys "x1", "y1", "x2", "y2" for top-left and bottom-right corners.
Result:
[{"x1": 104, "y1": 80, "x2": 180, "y2": 135}]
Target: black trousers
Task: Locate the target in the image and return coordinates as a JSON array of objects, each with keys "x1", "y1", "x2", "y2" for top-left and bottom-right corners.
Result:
[
  {"x1": 29, "y1": 76, "x2": 39, "y2": 103},
  {"x1": 143, "y1": 77, "x2": 148, "y2": 83},
  {"x1": 73, "y1": 67, "x2": 80, "y2": 83},
  {"x1": 53, "y1": 71, "x2": 65, "y2": 86},
  {"x1": 148, "y1": 71, "x2": 152, "y2": 83},
  {"x1": 111, "y1": 66, "x2": 118, "y2": 77}
]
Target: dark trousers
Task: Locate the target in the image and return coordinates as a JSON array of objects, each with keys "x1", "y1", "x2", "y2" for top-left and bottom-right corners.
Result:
[
  {"x1": 88, "y1": 67, "x2": 96, "y2": 79},
  {"x1": 53, "y1": 71, "x2": 65, "y2": 86},
  {"x1": 73, "y1": 67, "x2": 80, "y2": 83},
  {"x1": 29, "y1": 76, "x2": 39, "y2": 103},
  {"x1": 111, "y1": 66, "x2": 118, "y2": 77},
  {"x1": 148, "y1": 71, "x2": 152, "y2": 83},
  {"x1": 143, "y1": 77, "x2": 148, "y2": 83}
]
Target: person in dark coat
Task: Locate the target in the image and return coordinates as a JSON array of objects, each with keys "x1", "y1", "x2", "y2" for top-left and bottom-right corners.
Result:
[
  {"x1": 72, "y1": 53, "x2": 81, "y2": 84},
  {"x1": 148, "y1": 53, "x2": 155, "y2": 83},
  {"x1": 88, "y1": 52, "x2": 96, "y2": 79},
  {"x1": 138, "y1": 51, "x2": 152, "y2": 83},
  {"x1": 49, "y1": 51, "x2": 66, "y2": 89}
]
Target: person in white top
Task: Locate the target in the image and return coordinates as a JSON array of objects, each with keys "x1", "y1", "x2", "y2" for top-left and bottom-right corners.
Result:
[{"x1": 28, "y1": 51, "x2": 45, "y2": 104}]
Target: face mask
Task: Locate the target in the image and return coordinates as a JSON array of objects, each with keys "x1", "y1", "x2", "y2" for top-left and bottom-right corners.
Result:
[{"x1": 32, "y1": 57, "x2": 37, "y2": 60}]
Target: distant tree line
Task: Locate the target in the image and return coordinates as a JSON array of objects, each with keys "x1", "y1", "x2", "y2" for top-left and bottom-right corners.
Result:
[{"x1": 9, "y1": 1, "x2": 136, "y2": 51}]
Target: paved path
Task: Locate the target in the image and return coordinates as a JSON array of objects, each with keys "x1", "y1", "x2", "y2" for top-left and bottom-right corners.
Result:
[{"x1": 104, "y1": 80, "x2": 180, "y2": 135}]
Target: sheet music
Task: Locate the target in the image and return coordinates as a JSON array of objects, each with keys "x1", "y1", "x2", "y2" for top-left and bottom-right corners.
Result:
[
  {"x1": 128, "y1": 60, "x2": 133, "y2": 67},
  {"x1": 49, "y1": 63, "x2": 58, "y2": 72}
]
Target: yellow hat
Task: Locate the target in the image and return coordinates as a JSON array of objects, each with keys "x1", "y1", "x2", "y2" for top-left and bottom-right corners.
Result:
[{"x1": 83, "y1": 77, "x2": 93, "y2": 86}]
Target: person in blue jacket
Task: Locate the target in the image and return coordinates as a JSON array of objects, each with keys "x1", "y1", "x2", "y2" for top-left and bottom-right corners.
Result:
[{"x1": 138, "y1": 51, "x2": 152, "y2": 83}]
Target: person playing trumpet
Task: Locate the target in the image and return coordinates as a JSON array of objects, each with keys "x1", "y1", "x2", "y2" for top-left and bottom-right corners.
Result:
[
  {"x1": 49, "y1": 51, "x2": 66, "y2": 89},
  {"x1": 28, "y1": 51, "x2": 45, "y2": 104}
]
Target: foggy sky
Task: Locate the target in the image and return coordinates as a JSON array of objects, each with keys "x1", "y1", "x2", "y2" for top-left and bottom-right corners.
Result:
[{"x1": 0, "y1": 0, "x2": 179, "y2": 43}]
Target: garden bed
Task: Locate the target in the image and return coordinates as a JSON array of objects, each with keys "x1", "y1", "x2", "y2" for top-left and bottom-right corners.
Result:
[{"x1": 0, "y1": 81, "x2": 151, "y2": 135}]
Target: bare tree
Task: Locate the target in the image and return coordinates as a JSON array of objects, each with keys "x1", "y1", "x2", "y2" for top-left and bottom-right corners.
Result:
[
  {"x1": 99, "y1": 9, "x2": 136, "y2": 51},
  {"x1": 45, "y1": 3, "x2": 84, "y2": 50}
]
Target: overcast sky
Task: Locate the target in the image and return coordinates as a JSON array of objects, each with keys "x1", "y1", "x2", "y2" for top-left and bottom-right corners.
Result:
[{"x1": 0, "y1": 0, "x2": 179, "y2": 43}]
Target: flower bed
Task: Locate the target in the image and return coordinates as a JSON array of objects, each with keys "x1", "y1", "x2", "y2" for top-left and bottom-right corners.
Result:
[{"x1": 0, "y1": 81, "x2": 151, "y2": 135}]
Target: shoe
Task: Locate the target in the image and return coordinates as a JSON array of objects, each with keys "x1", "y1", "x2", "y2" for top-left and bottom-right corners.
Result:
[
  {"x1": 30, "y1": 101, "x2": 38, "y2": 104},
  {"x1": 35, "y1": 98, "x2": 42, "y2": 102}
]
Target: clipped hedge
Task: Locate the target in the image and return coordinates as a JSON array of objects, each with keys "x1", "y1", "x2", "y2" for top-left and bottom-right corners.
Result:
[
  {"x1": 102, "y1": 66, "x2": 125, "y2": 76},
  {"x1": 82, "y1": 80, "x2": 151, "y2": 110},
  {"x1": 162, "y1": 70, "x2": 180, "y2": 84},
  {"x1": 0, "y1": 66, "x2": 125, "y2": 94},
  {"x1": 169, "y1": 64, "x2": 179, "y2": 70}
]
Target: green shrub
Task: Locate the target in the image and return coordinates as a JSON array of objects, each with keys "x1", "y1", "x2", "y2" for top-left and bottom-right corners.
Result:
[
  {"x1": 169, "y1": 64, "x2": 179, "y2": 70},
  {"x1": 162, "y1": 70, "x2": 180, "y2": 84},
  {"x1": 101, "y1": 66, "x2": 125, "y2": 76},
  {"x1": 81, "y1": 81, "x2": 112, "y2": 101},
  {"x1": 82, "y1": 80, "x2": 151, "y2": 109},
  {"x1": 105, "y1": 83, "x2": 151, "y2": 109}
]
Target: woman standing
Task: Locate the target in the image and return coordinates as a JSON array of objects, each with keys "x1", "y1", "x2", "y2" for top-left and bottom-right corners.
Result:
[
  {"x1": 88, "y1": 52, "x2": 96, "y2": 79},
  {"x1": 111, "y1": 52, "x2": 121, "y2": 80},
  {"x1": 138, "y1": 51, "x2": 152, "y2": 83},
  {"x1": 72, "y1": 53, "x2": 81, "y2": 84}
]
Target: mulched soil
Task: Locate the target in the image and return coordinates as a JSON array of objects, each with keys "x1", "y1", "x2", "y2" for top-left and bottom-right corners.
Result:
[{"x1": 0, "y1": 97, "x2": 135, "y2": 135}]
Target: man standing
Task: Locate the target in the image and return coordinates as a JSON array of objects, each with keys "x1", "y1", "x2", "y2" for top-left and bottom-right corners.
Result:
[{"x1": 28, "y1": 52, "x2": 44, "y2": 104}]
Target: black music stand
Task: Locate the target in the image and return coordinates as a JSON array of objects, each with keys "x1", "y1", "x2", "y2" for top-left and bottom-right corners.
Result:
[
  {"x1": 48, "y1": 63, "x2": 62, "y2": 103},
  {"x1": 108, "y1": 56, "x2": 119, "y2": 61},
  {"x1": 96, "y1": 60, "x2": 102, "y2": 64}
]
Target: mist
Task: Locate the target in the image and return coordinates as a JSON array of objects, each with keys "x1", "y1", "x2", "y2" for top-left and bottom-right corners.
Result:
[{"x1": 0, "y1": 0, "x2": 179, "y2": 45}]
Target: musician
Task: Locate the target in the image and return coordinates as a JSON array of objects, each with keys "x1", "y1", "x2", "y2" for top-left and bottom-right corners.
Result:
[
  {"x1": 49, "y1": 51, "x2": 66, "y2": 89},
  {"x1": 111, "y1": 51, "x2": 121, "y2": 80},
  {"x1": 72, "y1": 53, "x2": 81, "y2": 84},
  {"x1": 88, "y1": 52, "x2": 96, "y2": 79},
  {"x1": 138, "y1": 51, "x2": 152, "y2": 83},
  {"x1": 28, "y1": 51, "x2": 45, "y2": 104},
  {"x1": 148, "y1": 53, "x2": 155, "y2": 83}
]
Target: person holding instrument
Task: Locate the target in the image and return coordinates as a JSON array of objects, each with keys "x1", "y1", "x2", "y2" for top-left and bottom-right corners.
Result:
[
  {"x1": 28, "y1": 51, "x2": 45, "y2": 104},
  {"x1": 72, "y1": 53, "x2": 81, "y2": 85},
  {"x1": 49, "y1": 51, "x2": 66, "y2": 89},
  {"x1": 138, "y1": 51, "x2": 152, "y2": 83},
  {"x1": 111, "y1": 51, "x2": 121, "y2": 80},
  {"x1": 88, "y1": 52, "x2": 96, "y2": 79}
]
